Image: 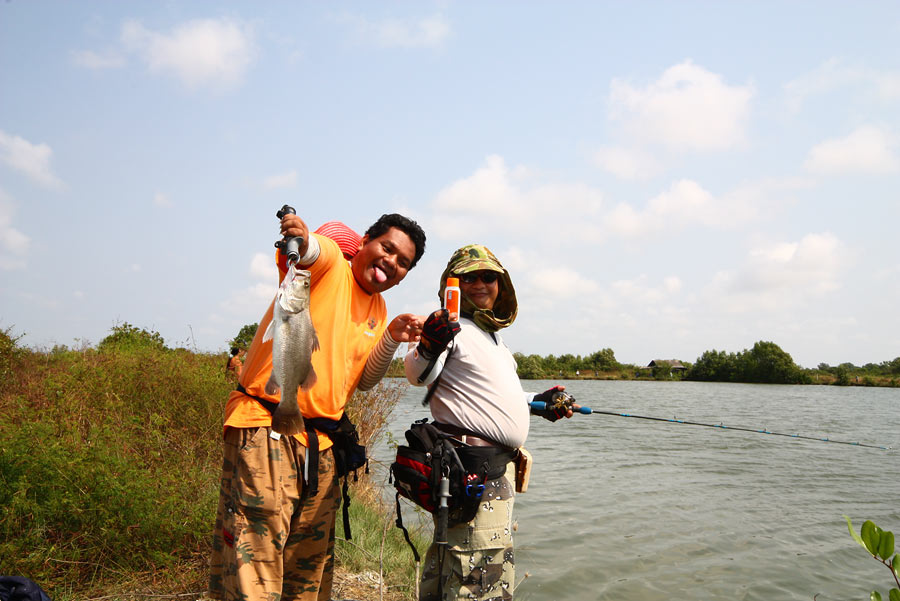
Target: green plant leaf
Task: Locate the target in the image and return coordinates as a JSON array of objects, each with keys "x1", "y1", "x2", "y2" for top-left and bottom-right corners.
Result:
[
  {"x1": 893, "y1": 555, "x2": 899, "y2": 579},
  {"x1": 878, "y1": 530, "x2": 895, "y2": 560},
  {"x1": 846, "y1": 515, "x2": 868, "y2": 549},
  {"x1": 888, "y1": 588, "x2": 899, "y2": 601},
  {"x1": 871, "y1": 590, "x2": 882, "y2": 601},
  {"x1": 862, "y1": 520, "x2": 882, "y2": 555}
]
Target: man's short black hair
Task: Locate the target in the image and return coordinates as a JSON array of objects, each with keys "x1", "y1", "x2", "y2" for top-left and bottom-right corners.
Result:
[{"x1": 365, "y1": 213, "x2": 426, "y2": 268}]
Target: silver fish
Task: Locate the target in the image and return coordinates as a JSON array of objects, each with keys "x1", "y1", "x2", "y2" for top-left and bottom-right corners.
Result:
[{"x1": 262, "y1": 264, "x2": 319, "y2": 435}]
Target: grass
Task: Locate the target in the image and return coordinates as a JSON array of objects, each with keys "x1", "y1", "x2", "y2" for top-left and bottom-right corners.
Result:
[
  {"x1": 334, "y1": 477, "x2": 429, "y2": 601},
  {"x1": 0, "y1": 326, "x2": 427, "y2": 600}
]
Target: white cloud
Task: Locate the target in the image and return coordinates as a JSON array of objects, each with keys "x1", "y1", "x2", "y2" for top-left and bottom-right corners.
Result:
[
  {"x1": 703, "y1": 232, "x2": 849, "y2": 312},
  {"x1": 153, "y1": 192, "x2": 173, "y2": 208},
  {"x1": 609, "y1": 60, "x2": 755, "y2": 151},
  {"x1": 263, "y1": 169, "x2": 298, "y2": 190},
  {"x1": 430, "y1": 154, "x2": 604, "y2": 242},
  {"x1": 592, "y1": 146, "x2": 661, "y2": 180},
  {"x1": 0, "y1": 130, "x2": 64, "y2": 189},
  {"x1": 611, "y1": 274, "x2": 679, "y2": 306},
  {"x1": 212, "y1": 285, "x2": 277, "y2": 334},
  {"x1": 525, "y1": 265, "x2": 602, "y2": 300},
  {"x1": 433, "y1": 154, "x2": 526, "y2": 217},
  {"x1": 120, "y1": 17, "x2": 257, "y2": 90},
  {"x1": 606, "y1": 179, "x2": 715, "y2": 237},
  {"x1": 249, "y1": 252, "x2": 278, "y2": 283},
  {"x1": 70, "y1": 49, "x2": 126, "y2": 69},
  {"x1": 606, "y1": 176, "x2": 809, "y2": 238},
  {"x1": 0, "y1": 189, "x2": 30, "y2": 270},
  {"x1": 338, "y1": 13, "x2": 451, "y2": 48},
  {"x1": 785, "y1": 58, "x2": 900, "y2": 112},
  {"x1": 216, "y1": 254, "x2": 279, "y2": 323},
  {"x1": 663, "y1": 276, "x2": 683, "y2": 294},
  {"x1": 804, "y1": 125, "x2": 899, "y2": 175}
]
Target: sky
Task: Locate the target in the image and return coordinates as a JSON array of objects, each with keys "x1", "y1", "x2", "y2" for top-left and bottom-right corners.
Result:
[{"x1": 1, "y1": 2, "x2": 899, "y2": 369}]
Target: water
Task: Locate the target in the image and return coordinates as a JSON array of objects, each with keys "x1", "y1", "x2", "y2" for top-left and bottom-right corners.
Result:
[{"x1": 373, "y1": 379, "x2": 899, "y2": 601}]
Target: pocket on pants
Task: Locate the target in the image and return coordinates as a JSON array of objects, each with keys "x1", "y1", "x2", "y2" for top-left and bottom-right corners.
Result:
[{"x1": 234, "y1": 426, "x2": 283, "y2": 515}]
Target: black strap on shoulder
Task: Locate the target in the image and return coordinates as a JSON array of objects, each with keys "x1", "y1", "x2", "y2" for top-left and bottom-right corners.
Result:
[
  {"x1": 421, "y1": 341, "x2": 455, "y2": 406},
  {"x1": 416, "y1": 337, "x2": 457, "y2": 385}
]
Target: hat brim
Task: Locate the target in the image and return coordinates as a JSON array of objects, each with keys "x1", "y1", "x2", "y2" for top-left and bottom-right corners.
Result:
[{"x1": 450, "y1": 260, "x2": 505, "y2": 275}]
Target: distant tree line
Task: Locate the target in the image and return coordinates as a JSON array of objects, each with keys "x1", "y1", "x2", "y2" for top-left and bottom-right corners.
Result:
[
  {"x1": 513, "y1": 348, "x2": 621, "y2": 379},
  {"x1": 816, "y1": 358, "x2": 900, "y2": 386},
  {"x1": 686, "y1": 341, "x2": 809, "y2": 384},
  {"x1": 505, "y1": 340, "x2": 898, "y2": 387},
  {"x1": 382, "y1": 337, "x2": 898, "y2": 387}
]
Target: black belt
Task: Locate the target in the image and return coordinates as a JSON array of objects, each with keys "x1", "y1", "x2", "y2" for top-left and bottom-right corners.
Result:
[{"x1": 433, "y1": 422, "x2": 512, "y2": 450}]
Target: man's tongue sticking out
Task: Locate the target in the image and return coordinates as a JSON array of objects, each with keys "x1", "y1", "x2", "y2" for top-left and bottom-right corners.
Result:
[{"x1": 373, "y1": 265, "x2": 388, "y2": 283}]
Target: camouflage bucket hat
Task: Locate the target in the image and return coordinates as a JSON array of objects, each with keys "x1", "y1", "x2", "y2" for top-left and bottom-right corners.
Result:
[
  {"x1": 438, "y1": 244, "x2": 517, "y2": 332},
  {"x1": 445, "y1": 244, "x2": 505, "y2": 275}
]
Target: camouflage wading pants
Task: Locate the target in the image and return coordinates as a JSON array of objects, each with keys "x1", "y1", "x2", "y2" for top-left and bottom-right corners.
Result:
[
  {"x1": 208, "y1": 426, "x2": 340, "y2": 601},
  {"x1": 420, "y1": 462, "x2": 516, "y2": 601}
]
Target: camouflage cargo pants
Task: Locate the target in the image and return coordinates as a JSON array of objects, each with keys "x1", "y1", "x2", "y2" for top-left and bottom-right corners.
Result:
[
  {"x1": 420, "y1": 462, "x2": 516, "y2": 601},
  {"x1": 208, "y1": 426, "x2": 340, "y2": 601}
]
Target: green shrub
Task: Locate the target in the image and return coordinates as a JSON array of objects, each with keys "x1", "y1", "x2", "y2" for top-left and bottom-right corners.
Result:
[
  {"x1": 0, "y1": 325, "x2": 414, "y2": 598},
  {"x1": 97, "y1": 322, "x2": 167, "y2": 352},
  {"x1": 0, "y1": 326, "x2": 24, "y2": 384},
  {"x1": 845, "y1": 516, "x2": 899, "y2": 601},
  {"x1": 0, "y1": 336, "x2": 229, "y2": 590}
]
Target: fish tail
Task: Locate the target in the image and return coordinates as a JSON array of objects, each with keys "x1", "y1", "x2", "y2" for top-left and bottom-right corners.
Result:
[{"x1": 272, "y1": 407, "x2": 305, "y2": 436}]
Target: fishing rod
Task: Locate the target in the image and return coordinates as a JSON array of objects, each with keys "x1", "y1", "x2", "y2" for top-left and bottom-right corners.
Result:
[{"x1": 530, "y1": 392, "x2": 892, "y2": 451}]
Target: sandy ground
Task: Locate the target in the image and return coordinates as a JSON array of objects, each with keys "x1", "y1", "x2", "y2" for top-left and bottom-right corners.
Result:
[{"x1": 331, "y1": 566, "x2": 411, "y2": 601}]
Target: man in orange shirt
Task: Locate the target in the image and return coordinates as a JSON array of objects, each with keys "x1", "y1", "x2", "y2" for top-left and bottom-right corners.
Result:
[
  {"x1": 225, "y1": 347, "x2": 243, "y2": 378},
  {"x1": 209, "y1": 212, "x2": 426, "y2": 601}
]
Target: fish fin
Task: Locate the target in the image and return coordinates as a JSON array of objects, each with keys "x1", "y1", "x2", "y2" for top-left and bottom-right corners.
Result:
[
  {"x1": 301, "y1": 366, "x2": 317, "y2": 391},
  {"x1": 264, "y1": 370, "x2": 280, "y2": 396},
  {"x1": 271, "y1": 407, "x2": 304, "y2": 436},
  {"x1": 262, "y1": 320, "x2": 274, "y2": 344},
  {"x1": 312, "y1": 328, "x2": 320, "y2": 352}
]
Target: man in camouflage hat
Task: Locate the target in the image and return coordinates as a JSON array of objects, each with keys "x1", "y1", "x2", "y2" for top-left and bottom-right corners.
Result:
[{"x1": 404, "y1": 243, "x2": 576, "y2": 600}]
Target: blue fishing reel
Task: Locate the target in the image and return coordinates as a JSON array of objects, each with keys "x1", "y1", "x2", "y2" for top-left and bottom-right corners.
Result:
[{"x1": 530, "y1": 391, "x2": 593, "y2": 415}]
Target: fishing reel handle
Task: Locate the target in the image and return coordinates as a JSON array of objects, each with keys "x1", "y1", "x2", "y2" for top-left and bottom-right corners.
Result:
[
  {"x1": 529, "y1": 401, "x2": 593, "y2": 415},
  {"x1": 275, "y1": 204, "x2": 305, "y2": 264}
]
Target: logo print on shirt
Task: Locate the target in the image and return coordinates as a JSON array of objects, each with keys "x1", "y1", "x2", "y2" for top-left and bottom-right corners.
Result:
[{"x1": 368, "y1": 318, "x2": 377, "y2": 330}]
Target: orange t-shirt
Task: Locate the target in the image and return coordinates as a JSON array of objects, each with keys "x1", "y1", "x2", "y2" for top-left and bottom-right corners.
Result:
[{"x1": 223, "y1": 234, "x2": 387, "y2": 449}]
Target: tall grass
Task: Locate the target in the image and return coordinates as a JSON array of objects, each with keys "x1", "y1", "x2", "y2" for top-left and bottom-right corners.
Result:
[{"x1": 0, "y1": 327, "x2": 424, "y2": 599}]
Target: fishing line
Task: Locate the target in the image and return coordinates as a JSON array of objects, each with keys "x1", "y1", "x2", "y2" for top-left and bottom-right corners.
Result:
[{"x1": 529, "y1": 398, "x2": 892, "y2": 451}]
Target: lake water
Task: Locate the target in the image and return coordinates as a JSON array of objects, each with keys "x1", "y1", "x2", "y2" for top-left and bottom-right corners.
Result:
[{"x1": 372, "y1": 379, "x2": 899, "y2": 601}]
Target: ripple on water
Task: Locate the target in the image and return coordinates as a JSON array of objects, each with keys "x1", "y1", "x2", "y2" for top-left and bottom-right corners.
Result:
[{"x1": 504, "y1": 381, "x2": 896, "y2": 601}]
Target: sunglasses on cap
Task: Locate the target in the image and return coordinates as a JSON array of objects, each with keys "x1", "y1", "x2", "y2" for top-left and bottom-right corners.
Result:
[{"x1": 457, "y1": 271, "x2": 500, "y2": 284}]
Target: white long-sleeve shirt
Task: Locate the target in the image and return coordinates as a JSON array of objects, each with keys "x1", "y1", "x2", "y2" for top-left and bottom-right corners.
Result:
[{"x1": 404, "y1": 317, "x2": 530, "y2": 448}]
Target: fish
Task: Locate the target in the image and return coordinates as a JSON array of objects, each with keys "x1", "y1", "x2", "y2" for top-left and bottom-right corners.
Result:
[{"x1": 262, "y1": 264, "x2": 319, "y2": 435}]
